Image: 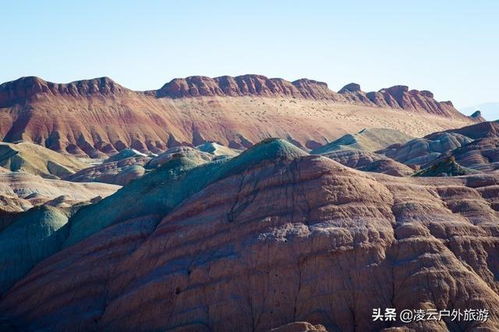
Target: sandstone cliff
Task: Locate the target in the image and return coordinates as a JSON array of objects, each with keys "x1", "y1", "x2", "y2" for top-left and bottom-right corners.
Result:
[
  {"x1": 156, "y1": 76, "x2": 461, "y2": 119},
  {"x1": 0, "y1": 75, "x2": 473, "y2": 157}
]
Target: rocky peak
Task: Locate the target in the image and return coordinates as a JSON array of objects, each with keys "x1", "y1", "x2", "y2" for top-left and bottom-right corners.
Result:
[
  {"x1": 471, "y1": 110, "x2": 482, "y2": 118},
  {"x1": 237, "y1": 138, "x2": 308, "y2": 163},
  {"x1": 380, "y1": 85, "x2": 410, "y2": 105},
  {"x1": 366, "y1": 85, "x2": 460, "y2": 117},
  {"x1": 292, "y1": 78, "x2": 329, "y2": 89},
  {"x1": 156, "y1": 74, "x2": 338, "y2": 100},
  {"x1": 0, "y1": 76, "x2": 49, "y2": 107},
  {"x1": 469, "y1": 110, "x2": 485, "y2": 122},
  {"x1": 447, "y1": 120, "x2": 498, "y2": 139},
  {"x1": 418, "y1": 90, "x2": 434, "y2": 98},
  {"x1": 338, "y1": 83, "x2": 361, "y2": 93},
  {"x1": 67, "y1": 77, "x2": 125, "y2": 95},
  {"x1": 0, "y1": 74, "x2": 466, "y2": 120},
  {"x1": 0, "y1": 76, "x2": 128, "y2": 107},
  {"x1": 382, "y1": 85, "x2": 409, "y2": 94},
  {"x1": 291, "y1": 78, "x2": 334, "y2": 99},
  {"x1": 414, "y1": 156, "x2": 474, "y2": 177},
  {"x1": 156, "y1": 75, "x2": 463, "y2": 118}
]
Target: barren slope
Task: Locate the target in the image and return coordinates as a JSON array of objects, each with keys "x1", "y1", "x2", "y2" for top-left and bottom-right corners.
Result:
[
  {"x1": 0, "y1": 76, "x2": 474, "y2": 157},
  {"x1": 379, "y1": 121, "x2": 499, "y2": 169},
  {"x1": 0, "y1": 171, "x2": 120, "y2": 212},
  {"x1": 311, "y1": 128, "x2": 413, "y2": 154},
  {"x1": 0, "y1": 141, "x2": 88, "y2": 178},
  {"x1": 0, "y1": 140, "x2": 497, "y2": 331},
  {"x1": 319, "y1": 149, "x2": 415, "y2": 176}
]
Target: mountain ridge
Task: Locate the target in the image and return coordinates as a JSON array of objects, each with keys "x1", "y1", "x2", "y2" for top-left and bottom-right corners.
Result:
[
  {"x1": 0, "y1": 76, "x2": 130, "y2": 107},
  {"x1": 0, "y1": 74, "x2": 477, "y2": 157},
  {"x1": 1, "y1": 74, "x2": 463, "y2": 117}
]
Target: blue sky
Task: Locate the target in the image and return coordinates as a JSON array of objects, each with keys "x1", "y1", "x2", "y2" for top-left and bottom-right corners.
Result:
[{"x1": 2, "y1": 1, "x2": 498, "y2": 119}]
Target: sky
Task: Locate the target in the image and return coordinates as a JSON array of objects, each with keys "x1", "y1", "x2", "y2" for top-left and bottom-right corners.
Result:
[{"x1": 2, "y1": 1, "x2": 498, "y2": 120}]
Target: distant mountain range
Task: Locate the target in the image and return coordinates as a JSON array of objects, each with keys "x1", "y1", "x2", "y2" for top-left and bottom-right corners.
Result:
[
  {"x1": 461, "y1": 102, "x2": 499, "y2": 121},
  {"x1": 0, "y1": 74, "x2": 478, "y2": 157}
]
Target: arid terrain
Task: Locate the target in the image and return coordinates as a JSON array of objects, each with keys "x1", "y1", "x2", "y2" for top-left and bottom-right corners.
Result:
[
  {"x1": 0, "y1": 75, "x2": 475, "y2": 157},
  {"x1": 0, "y1": 75, "x2": 497, "y2": 332}
]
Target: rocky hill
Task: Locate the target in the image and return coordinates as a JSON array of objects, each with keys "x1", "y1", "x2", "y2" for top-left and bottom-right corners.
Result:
[
  {"x1": 311, "y1": 128, "x2": 413, "y2": 154},
  {"x1": 379, "y1": 121, "x2": 498, "y2": 169},
  {"x1": 0, "y1": 171, "x2": 119, "y2": 213},
  {"x1": 442, "y1": 136, "x2": 498, "y2": 172},
  {"x1": 156, "y1": 75, "x2": 462, "y2": 118},
  {"x1": 318, "y1": 149, "x2": 415, "y2": 176},
  {"x1": 470, "y1": 110, "x2": 486, "y2": 122},
  {"x1": 414, "y1": 156, "x2": 477, "y2": 177},
  {"x1": 0, "y1": 139, "x2": 497, "y2": 331},
  {"x1": 0, "y1": 75, "x2": 475, "y2": 157},
  {"x1": 0, "y1": 141, "x2": 88, "y2": 178}
]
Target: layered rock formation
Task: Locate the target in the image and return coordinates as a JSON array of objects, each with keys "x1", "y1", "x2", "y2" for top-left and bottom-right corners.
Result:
[
  {"x1": 104, "y1": 148, "x2": 148, "y2": 163},
  {"x1": 64, "y1": 156, "x2": 149, "y2": 186},
  {"x1": 321, "y1": 150, "x2": 414, "y2": 176},
  {"x1": 0, "y1": 206, "x2": 69, "y2": 293},
  {"x1": 0, "y1": 75, "x2": 473, "y2": 157},
  {"x1": 145, "y1": 146, "x2": 214, "y2": 169},
  {"x1": 0, "y1": 139, "x2": 497, "y2": 331},
  {"x1": 446, "y1": 120, "x2": 498, "y2": 139},
  {"x1": 364, "y1": 86, "x2": 459, "y2": 117},
  {"x1": 0, "y1": 142, "x2": 88, "y2": 178},
  {"x1": 311, "y1": 128, "x2": 413, "y2": 154},
  {"x1": 156, "y1": 76, "x2": 461, "y2": 118},
  {"x1": 379, "y1": 121, "x2": 499, "y2": 169},
  {"x1": 0, "y1": 76, "x2": 129, "y2": 108},
  {"x1": 414, "y1": 156, "x2": 476, "y2": 177},
  {"x1": 470, "y1": 110, "x2": 486, "y2": 122},
  {"x1": 311, "y1": 122, "x2": 499, "y2": 176},
  {"x1": 442, "y1": 136, "x2": 498, "y2": 172},
  {"x1": 0, "y1": 171, "x2": 119, "y2": 212},
  {"x1": 379, "y1": 132, "x2": 473, "y2": 166},
  {"x1": 156, "y1": 75, "x2": 336, "y2": 100},
  {"x1": 63, "y1": 148, "x2": 151, "y2": 185},
  {"x1": 195, "y1": 142, "x2": 241, "y2": 157},
  {"x1": 65, "y1": 144, "x2": 237, "y2": 185},
  {"x1": 308, "y1": 127, "x2": 418, "y2": 177}
]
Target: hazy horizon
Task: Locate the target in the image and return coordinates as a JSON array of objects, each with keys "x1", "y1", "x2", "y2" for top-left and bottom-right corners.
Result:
[{"x1": 2, "y1": 1, "x2": 498, "y2": 119}]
